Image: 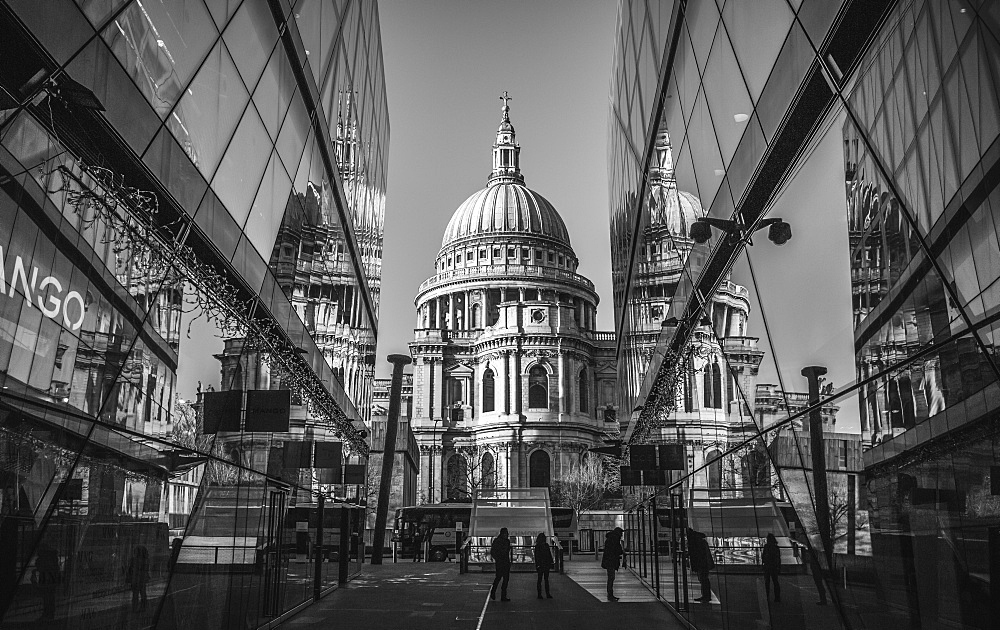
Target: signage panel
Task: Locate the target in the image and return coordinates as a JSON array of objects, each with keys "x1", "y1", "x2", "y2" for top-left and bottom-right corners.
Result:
[
  {"x1": 244, "y1": 390, "x2": 291, "y2": 432},
  {"x1": 202, "y1": 390, "x2": 242, "y2": 433}
]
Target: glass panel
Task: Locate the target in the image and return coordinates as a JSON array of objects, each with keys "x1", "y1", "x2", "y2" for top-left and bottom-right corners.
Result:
[
  {"x1": 167, "y1": 40, "x2": 250, "y2": 180},
  {"x1": 222, "y1": 0, "x2": 279, "y2": 91},
  {"x1": 212, "y1": 106, "x2": 272, "y2": 227},
  {"x1": 103, "y1": 0, "x2": 217, "y2": 120}
]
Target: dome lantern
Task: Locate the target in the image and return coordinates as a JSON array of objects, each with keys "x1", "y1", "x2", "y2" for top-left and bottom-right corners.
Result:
[{"x1": 490, "y1": 91, "x2": 524, "y2": 186}]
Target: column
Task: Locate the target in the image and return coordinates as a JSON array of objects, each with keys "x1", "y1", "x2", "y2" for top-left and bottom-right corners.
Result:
[
  {"x1": 464, "y1": 291, "x2": 470, "y2": 331},
  {"x1": 503, "y1": 351, "x2": 511, "y2": 415},
  {"x1": 433, "y1": 358, "x2": 445, "y2": 422},
  {"x1": 558, "y1": 350, "x2": 566, "y2": 419}
]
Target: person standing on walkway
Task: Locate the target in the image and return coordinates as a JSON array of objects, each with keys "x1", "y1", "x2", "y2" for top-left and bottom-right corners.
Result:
[
  {"x1": 804, "y1": 542, "x2": 828, "y2": 605},
  {"x1": 687, "y1": 528, "x2": 715, "y2": 603},
  {"x1": 601, "y1": 527, "x2": 624, "y2": 602},
  {"x1": 490, "y1": 527, "x2": 513, "y2": 601},
  {"x1": 534, "y1": 532, "x2": 554, "y2": 599},
  {"x1": 761, "y1": 533, "x2": 781, "y2": 603},
  {"x1": 127, "y1": 545, "x2": 150, "y2": 611}
]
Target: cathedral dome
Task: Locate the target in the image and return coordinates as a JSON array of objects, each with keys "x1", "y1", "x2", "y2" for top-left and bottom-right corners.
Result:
[
  {"x1": 441, "y1": 182, "x2": 571, "y2": 248},
  {"x1": 440, "y1": 92, "x2": 572, "y2": 250},
  {"x1": 649, "y1": 183, "x2": 705, "y2": 236}
]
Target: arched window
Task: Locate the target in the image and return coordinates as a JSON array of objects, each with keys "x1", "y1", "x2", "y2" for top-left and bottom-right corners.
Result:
[
  {"x1": 529, "y1": 450, "x2": 550, "y2": 487},
  {"x1": 231, "y1": 361, "x2": 244, "y2": 390},
  {"x1": 447, "y1": 378, "x2": 464, "y2": 407},
  {"x1": 578, "y1": 368, "x2": 589, "y2": 415},
  {"x1": 712, "y1": 362, "x2": 723, "y2": 409},
  {"x1": 703, "y1": 365, "x2": 713, "y2": 408},
  {"x1": 706, "y1": 449, "x2": 722, "y2": 488},
  {"x1": 471, "y1": 303, "x2": 481, "y2": 328},
  {"x1": 482, "y1": 368, "x2": 495, "y2": 413},
  {"x1": 684, "y1": 371, "x2": 693, "y2": 412},
  {"x1": 481, "y1": 452, "x2": 496, "y2": 489},
  {"x1": 446, "y1": 455, "x2": 468, "y2": 500},
  {"x1": 528, "y1": 366, "x2": 548, "y2": 408}
]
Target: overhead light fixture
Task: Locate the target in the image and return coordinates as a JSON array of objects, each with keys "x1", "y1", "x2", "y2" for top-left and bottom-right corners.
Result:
[
  {"x1": 690, "y1": 219, "x2": 713, "y2": 244},
  {"x1": 767, "y1": 219, "x2": 792, "y2": 245},
  {"x1": 714, "y1": 169, "x2": 725, "y2": 176},
  {"x1": 690, "y1": 216, "x2": 792, "y2": 247},
  {"x1": 733, "y1": 113, "x2": 749, "y2": 123}
]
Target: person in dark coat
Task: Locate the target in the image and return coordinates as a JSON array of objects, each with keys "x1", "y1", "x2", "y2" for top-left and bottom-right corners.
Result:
[
  {"x1": 687, "y1": 528, "x2": 715, "y2": 602},
  {"x1": 34, "y1": 542, "x2": 60, "y2": 620},
  {"x1": 127, "y1": 545, "x2": 150, "y2": 611},
  {"x1": 761, "y1": 533, "x2": 781, "y2": 603},
  {"x1": 534, "y1": 532, "x2": 554, "y2": 599},
  {"x1": 490, "y1": 527, "x2": 513, "y2": 601},
  {"x1": 600, "y1": 527, "x2": 625, "y2": 601},
  {"x1": 804, "y1": 543, "x2": 828, "y2": 605}
]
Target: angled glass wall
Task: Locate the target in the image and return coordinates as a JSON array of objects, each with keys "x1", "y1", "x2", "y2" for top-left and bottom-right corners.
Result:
[
  {"x1": 609, "y1": 1, "x2": 1000, "y2": 629},
  {"x1": 0, "y1": 1, "x2": 387, "y2": 628}
]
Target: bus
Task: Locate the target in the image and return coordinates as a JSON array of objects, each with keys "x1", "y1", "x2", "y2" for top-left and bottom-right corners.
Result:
[{"x1": 393, "y1": 503, "x2": 577, "y2": 562}]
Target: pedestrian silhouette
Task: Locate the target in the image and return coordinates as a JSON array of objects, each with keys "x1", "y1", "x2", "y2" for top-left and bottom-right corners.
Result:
[
  {"x1": 534, "y1": 532, "x2": 554, "y2": 599},
  {"x1": 489, "y1": 527, "x2": 513, "y2": 601},
  {"x1": 804, "y1": 542, "x2": 828, "y2": 605},
  {"x1": 127, "y1": 545, "x2": 150, "y2": 611},
  {"x1": 34, "y1": 542, "x2": 60, "y2": 620},
  {"x1": 600, "y1": 527, "x2": 625, "y2": 601},
  {"x1": 687, "y1": 528, "x2": 715, "y2": 603},
  {"x1": 761, "y1": 533, "x2": 781, "y2": 603}
]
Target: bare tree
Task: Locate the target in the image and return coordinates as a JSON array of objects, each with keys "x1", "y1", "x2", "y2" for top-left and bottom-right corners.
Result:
[
  {"x1": 828, "y1": 482, "x2": 868, "y2": 541},
  {"x1": 551, "y1": 454, "x2": 612, "y2": 520}
]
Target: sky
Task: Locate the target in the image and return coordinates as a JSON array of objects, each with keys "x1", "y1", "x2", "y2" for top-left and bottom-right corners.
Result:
[{"x1": 374, "y1": 0, "x2": 620, "y2": 378}]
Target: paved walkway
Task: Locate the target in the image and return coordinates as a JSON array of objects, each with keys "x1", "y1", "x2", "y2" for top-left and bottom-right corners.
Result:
[
  {"x1": 279, "y1": 558, "x2": 685, "y2": 630},
  {"x1": 562, "y1": 559, "x2": 658, "y2": 602}
]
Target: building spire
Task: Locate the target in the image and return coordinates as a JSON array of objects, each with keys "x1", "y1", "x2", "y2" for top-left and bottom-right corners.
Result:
[{"x1": 490, "y1": 91, "x2": 523, "y2": 185}]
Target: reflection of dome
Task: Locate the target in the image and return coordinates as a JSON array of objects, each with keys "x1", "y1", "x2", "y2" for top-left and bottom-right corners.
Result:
[
  {"x1": 646, "y1": 128, "x2": 705, "y2": 236},
  {"x1": 442, "y1": 183, "x2": 571, "y2": 248},
  {"x1": 649, "y1": 183, "x2": 704, "y2": 236}
]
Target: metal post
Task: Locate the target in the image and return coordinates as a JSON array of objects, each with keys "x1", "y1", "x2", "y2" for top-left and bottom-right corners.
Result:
[
  {"x1": 847, "y1": 473, "x2": 856, "y2": 555},
  {"x1": 371, "y1": 354, "x2": 411, "y2": 565},
  {"x1": 802, "y1": 366, "x2": 833, "y2": 567},
  {"x1": 314, "y1": 494, "x2": 324, "y2": 600},
  {"x1": 638, "y1": 505, "x2": 646, "y2": 578},
  {"x1": 651, "y1": 496, "x2": 660, "y2": 598},
  {"x1": 338, "y1": 507, "x2": 350, "y2": 585},
  {"x1": 671, "y1": 494, "x2": 679, "y2": 607}
]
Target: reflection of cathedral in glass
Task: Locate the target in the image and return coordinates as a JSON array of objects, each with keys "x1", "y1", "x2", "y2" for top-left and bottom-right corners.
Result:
[
  {"x1": 621, "y1": 129, "x2": 768, "y2": 488},
  {"x1": 266, "y1": 91, "x2": 381, "y2": 422},
  {"x1": 408, "y1": 97, "x2": 617, "y2": 502}
]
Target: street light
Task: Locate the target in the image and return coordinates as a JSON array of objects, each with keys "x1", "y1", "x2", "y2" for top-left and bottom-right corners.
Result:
[{"x1": 690, "y1": 215, "x2": 792, "y2": 247}]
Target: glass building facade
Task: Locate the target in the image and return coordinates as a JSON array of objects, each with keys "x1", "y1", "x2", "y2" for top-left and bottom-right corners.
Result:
[
  {"x1": 609, "y1": 1, "x2": 1000, "y2": 629},
  {"x1": 0, "y1": 1, "x2": 387, "y2": 628}
]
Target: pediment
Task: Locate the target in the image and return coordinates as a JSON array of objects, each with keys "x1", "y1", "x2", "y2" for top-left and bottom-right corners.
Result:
[{"x1": 444, "y1": 362, "x2": 475, "y2": 376}]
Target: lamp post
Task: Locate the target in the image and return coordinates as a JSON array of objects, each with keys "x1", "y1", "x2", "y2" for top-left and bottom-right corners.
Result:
[
  {"x1": 371, "y1": 354, "x2": 411, "y2": 565},
  {"x1": 428, "y1": 416, "x2": 440, "y2": 504}
]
